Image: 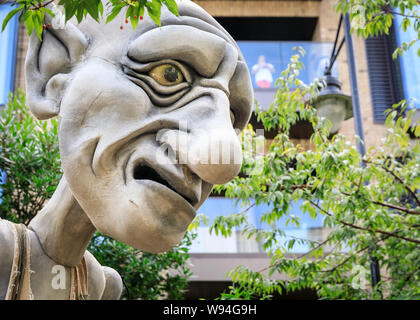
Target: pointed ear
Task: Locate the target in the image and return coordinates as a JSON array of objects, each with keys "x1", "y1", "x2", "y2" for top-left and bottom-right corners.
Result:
[{"x1": 25, "y1": 5, "x2": 88, "y2": 120}]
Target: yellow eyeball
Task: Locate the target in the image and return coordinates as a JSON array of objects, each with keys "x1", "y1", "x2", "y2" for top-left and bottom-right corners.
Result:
[{"x1": 148, "y1": 64, "x2": 184, "y2": 86}]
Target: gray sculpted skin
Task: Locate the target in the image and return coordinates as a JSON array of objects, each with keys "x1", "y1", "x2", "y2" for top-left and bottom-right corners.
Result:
[{"x1": 0, "y1": 0, "x2": 253, "y2": 299}]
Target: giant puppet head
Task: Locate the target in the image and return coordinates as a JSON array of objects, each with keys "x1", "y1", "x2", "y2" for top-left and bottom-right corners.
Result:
[{"x1": 25, "y1": 0, "x2": 253, "y2": 253}]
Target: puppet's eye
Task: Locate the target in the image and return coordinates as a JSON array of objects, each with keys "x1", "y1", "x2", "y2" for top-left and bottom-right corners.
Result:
[{"x1": 148, "y1": 64, "x2": 184, "y2": 86}]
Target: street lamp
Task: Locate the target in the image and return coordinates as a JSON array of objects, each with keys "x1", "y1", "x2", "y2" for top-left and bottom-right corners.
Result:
[
  {"x1": 290, "y1": 72, "x2": 353, "y2": 139},
  {"x1": 312, "y1": 72, "x2": 353, "y2": 134},
  {"x1": 310, "y1": 13, "x2": 356, "y2": 136}
]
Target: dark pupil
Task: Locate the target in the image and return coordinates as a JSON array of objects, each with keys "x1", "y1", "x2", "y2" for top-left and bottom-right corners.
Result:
[{"x1": 164, "y1": 66, "x2": 179, "y2": 83}]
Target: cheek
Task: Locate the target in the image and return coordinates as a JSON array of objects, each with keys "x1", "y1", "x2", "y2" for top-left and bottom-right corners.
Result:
[{"x1": 60, "y1": 61, "x2": 152, "y2": 135}]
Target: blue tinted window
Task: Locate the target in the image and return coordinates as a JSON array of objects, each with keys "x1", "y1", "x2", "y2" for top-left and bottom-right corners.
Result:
[
  {"x1": 0, "y1": 4, "x2": 18, "y2": 205},
  {"x1": 0, "y1": 170, "x2": 5, "y2": 204},
  {"x1": 0, "y1": 3, "x2": 19, "y2": 106},
  {"x1": 198, "y1": 197, "x2": 323, "y2": 230},
  {"x1": 238, "y1": 41, "x2": 338, "y2": 89},
  {"x1": 193, "y1": 197, "x2": 324, "y2": 253},
  {"x1": 394, "y1": 10, "x2": 420, "y2": 108}
]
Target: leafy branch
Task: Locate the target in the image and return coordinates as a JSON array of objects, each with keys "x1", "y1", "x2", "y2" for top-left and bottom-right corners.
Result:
[
  {"x1": 1, "y1": 0, "x2": 179, "y2": 40},
  {"x1": 366, "y1": 160, "x2": 420, "y2": 207},
  {"x1": 309, "y1": 200, "x2": 420, "y2": 244}
]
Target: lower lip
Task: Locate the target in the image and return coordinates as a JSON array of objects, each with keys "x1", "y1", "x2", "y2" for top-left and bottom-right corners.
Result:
[{"x1": 133, "y1": 179, "x2": 196, "y2": 218}]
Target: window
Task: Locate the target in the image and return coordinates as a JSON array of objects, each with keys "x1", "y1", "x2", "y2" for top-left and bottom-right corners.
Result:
[
  {"x1": 0, "y1": 3, "x2": 19, "y2": 108},
  {"x1": 190, "y1": 198, "x2": 324, "y2": 254},
  {"x1": 239, "y1": 41, "x2": 337, "y2": 89},
  {"x1": 365, "y1": 9, "x2": 420, "y2": 123},
  {"x1": 238, "y1": 41, "x2": 338, "y2": 110},
  {"x1": 394, "y1": 10, "x2": 420, "y2": 109},
  {"x1": 0, "y1": 3, "x2": 19, "y2": 203},
  {"x1": 365, "y1": 31, "x2": 401, "y2": 124}
]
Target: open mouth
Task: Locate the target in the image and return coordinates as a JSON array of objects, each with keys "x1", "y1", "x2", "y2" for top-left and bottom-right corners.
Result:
[{"x1": 133, "y1": 164, "x2": 196, "y2": 206}]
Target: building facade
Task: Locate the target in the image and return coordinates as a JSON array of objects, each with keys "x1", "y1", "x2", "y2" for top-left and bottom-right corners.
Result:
[{"x1": 1, "y1": 0, "x2": 418, "y2": 299}]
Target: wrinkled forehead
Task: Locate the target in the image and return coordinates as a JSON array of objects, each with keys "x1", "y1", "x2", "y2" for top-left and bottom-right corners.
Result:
[{"x1": 77, "y1": 0, "x2": 243, "y2": 62}]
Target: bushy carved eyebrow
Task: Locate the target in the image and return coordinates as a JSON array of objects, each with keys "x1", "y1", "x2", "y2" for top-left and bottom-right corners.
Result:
[{"x1": 127, "y1": 25, "x2": 227, "y2": 78}]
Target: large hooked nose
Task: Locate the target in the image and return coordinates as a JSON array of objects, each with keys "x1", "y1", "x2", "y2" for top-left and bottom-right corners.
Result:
[
  {"x1": 157, "y1": 117, "x2": 242, "y2": 185},
  {"x1": 156, "y1": 42, "x2": 246, "y2": 185}
]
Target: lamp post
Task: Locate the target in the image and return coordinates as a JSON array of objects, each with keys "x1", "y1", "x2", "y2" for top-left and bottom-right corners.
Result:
[
  {"x1": 312, "y1": 15, "x2": 353, "y2": 135},
  {"x1": 342, "y1": 14, "x2": 367, "y2": 158},
  {"x1": 342, "y1": 14, "x2": 382, "y2": 292},
  {"x1": 313, "y1": 13, "x2": 382, "y2": 292}
]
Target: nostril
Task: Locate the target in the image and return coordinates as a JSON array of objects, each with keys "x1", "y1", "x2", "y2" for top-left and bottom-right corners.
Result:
[{"x1": 133, "y1": 164, "x2": 159, "y2": 181}]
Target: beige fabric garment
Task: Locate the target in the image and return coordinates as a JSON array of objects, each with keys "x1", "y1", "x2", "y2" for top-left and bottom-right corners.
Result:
[
  {"x1": 5, "y1": 221, "x2": 34, "y2": 300},
  {"x1": 69, "y1": 256, "x2": 89, "y2": 300},
  {"x1": 3, "y1": 220, "x2": 88, "y2": 300}
]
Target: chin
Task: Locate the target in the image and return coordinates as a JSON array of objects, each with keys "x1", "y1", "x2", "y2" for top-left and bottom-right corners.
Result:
[{"x1": 82, "y1": 179, "x2": 196, "y2": 253}]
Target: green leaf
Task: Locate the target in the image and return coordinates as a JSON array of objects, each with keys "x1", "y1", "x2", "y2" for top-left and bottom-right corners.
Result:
[
  {"x1": 392, "y1": 48, "x2": 400, "y2": 60},
  {"x1": 64, "y1": 2, "x2": 78, "y2": 23},
  {"x1": 33, "y1": 10, "x2": 44, "y2": 41},
  {"x1": 84, "y1": 0, "x2": 100, "y2": 22},
  {"x1": 106, "y1": 5, "x2": 123, "y2": 24},
  {"x1": 415, "y1": 123, "x2": 420, "y2": 137},
  {"x1": 1, "y1": 6, "x2": 23, "y2": 32},
  {"x1": 75, "y1": 7, "x2": 84, "y2": 23},
  {"x1": 24, "y1": 12, "x2": 35, "y2": 36},
  {"x1": 139, "y1": 5, "x2": 145, "y2": 20},
  {"x1": 162, "y1": 0, "x2": 179, "y2": 16},
  {"x1": 130, "y1": 2, "x2": 141, "y2": 30},
  {"x1": 98, "y1": 0, "x2": 104, "y2": 17},
  {"x1": 145, "y1": 0, "x2": 162, "y2": 26}
]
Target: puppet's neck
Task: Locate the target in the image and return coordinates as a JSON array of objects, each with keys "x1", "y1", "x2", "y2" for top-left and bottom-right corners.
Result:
[{"x1": 29, "y1": 177, "x2": 96, "y2": 267}]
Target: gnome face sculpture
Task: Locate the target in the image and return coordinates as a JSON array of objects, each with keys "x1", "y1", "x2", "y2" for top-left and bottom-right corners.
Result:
[{"x1": 25, "y1": 1, "x2": 253, "y2": 253}]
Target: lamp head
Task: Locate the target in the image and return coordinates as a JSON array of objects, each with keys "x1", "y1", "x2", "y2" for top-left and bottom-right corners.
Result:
[{"x1": 313, "y1": 74, "x2": 353, "y2": 134}]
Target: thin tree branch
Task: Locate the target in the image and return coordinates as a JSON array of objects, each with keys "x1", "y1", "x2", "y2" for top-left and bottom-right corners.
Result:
[
  {"x1": 257, "y1": 234, "x2": 338, "y2": 274},
  {"x1": 382, "y1": 165, "x2": 420, "y2": 207},
  {"x1": 370, "y1": 199, "x2": 420, "y2": 216},
  {"x1": 278, "y1": 184, "x2": 313, "y2": 191},
  {"x1": 366, "y1": 160, "x2": 420, "y2": 207},
  {"x1": 320, "y1": 244, "x2": 371, "y2": 273},
  {"x1": 309, "y1": 201, "x2": 420, "y2": 244},
  {"x1": 341, "y1": 190, "x2": 420, "y2": 216},
  {"x1": 379, "y1": 4, "x2": 420, "y2": 20},
  {"x1": 320, "y1": 234, "x2": 392, "y2": 273},
  {"x1": 297, "y1": 236, "x2": 331, "y2": 259},
  {"x1": 29, "y1": 0, "x2": 54, "y2": 10}
]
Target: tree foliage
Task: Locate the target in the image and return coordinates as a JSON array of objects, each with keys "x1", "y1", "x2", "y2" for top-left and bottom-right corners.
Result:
[
  {"x1": 88, "y1": 231, "x2": 195, "y2": 300},
  {"x1": 1, "y1": 0, "x2": 179, "y2": 40},
  {"x1": 0, "y1": 90, "x2": 61, "y2": 225},
  {"x1": 193, "y1": 47, "x2": 420, "y2": 299},
  {"x1": 337, "y1": 0, "x2": 420, "y2": 57},
  {"x1": 194, "y1": 0, "x2": 420, "y2": 301}
]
